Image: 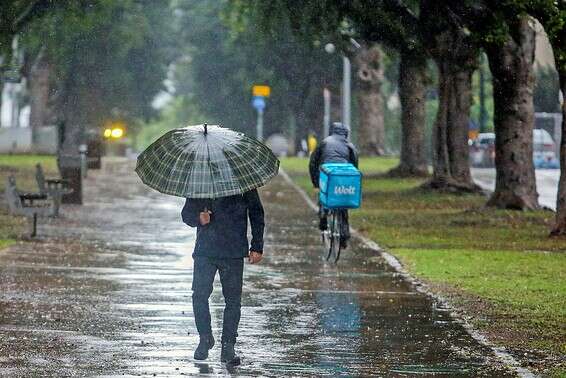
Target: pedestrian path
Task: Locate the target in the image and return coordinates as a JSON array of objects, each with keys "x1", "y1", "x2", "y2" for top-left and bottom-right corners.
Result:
[{"x1": 0, "y1": 160, "x2": 514, "y2": 376}]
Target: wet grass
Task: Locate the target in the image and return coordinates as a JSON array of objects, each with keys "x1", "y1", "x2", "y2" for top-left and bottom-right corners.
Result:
[
  {"x1": 282, "y1": 156, "x2": 400, "y2": 176},
  {"x1": 396, "y1": 248, "x2": 565, "y2": 352},
  {"x1": 0, "y1": 154, "x2": 58, "y2": 248},
  {"x1": 0, "y1": 154, "x2": 58, "y2": 192},
  {"x1": 281, "y1": 157, "x2": 566, "y2": 366}
]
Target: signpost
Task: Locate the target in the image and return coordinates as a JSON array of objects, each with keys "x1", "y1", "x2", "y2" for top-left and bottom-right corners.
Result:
[
  {"x1": 323, "y1": 88, "x2": 331, "y2": 137},
  {"x1": 252, "y1": 85, "x2": 271, "y2": 98},
  {"x1": 252, "y1": 85, "x2": 270, "y2": 141}
]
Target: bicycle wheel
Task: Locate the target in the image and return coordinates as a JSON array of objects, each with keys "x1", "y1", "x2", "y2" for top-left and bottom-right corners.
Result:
[
  {"x1": 332, "y1": 211, "x2": 343, "y2": 263},
  {"x1": 328, "y1": 211, "x2": 342, "y2": 263},
  {"x1": 321, "y1": 211, "x2": 332, "y2": 261}
]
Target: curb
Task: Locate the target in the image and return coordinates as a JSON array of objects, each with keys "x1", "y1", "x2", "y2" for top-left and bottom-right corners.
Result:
[{"x1": 279, "y1": 169, "x2": 536, "y2": 378}]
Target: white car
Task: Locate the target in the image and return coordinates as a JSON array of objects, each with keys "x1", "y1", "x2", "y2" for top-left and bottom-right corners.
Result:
[
  {"x1": 469, "y1": 133, "x2": 495, "y2": 167},
  {"x1": 470, "y1": 130, "x2": 559, "y2": 168}
]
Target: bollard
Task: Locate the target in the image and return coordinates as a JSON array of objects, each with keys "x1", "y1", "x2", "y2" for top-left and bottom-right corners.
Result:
[
  {"x1": 58, "y1": 154, "x2": 82, "y2": 204},
  {"x1": 79, "y1": 144, "x2": 88, "y2": 179}
]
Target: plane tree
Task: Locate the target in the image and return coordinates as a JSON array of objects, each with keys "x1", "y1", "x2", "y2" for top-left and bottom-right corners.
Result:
[
  {"x1": 173, "y1": 0, "x2": 342, "y2": 147},
  {"x1": 233, "y1": 0, "x2": 430, "y2": 174},
  {"x1": 19, "y1": 0, "x2": 173, "y2": 151},
  {"x1": 522, "y1": 1, "x2": 566, "y2": 232},
  {"x1": 445, "y1": 1, "x2": 543, "y2": 209},
  {"x1": 419, "y1": 0, "x2": 481, "y2": 192},
  {"x1": 0, "y1": 0, "x2": 63, "y2": 119}
]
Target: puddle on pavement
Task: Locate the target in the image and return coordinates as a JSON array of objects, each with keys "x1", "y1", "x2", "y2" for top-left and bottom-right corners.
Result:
[{"x1": 0, "y1": 160, "x2": 515, "y2": 376}]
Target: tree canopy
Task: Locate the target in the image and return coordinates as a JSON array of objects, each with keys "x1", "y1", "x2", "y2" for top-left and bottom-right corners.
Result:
[
  {"x1": 170, "y1": 0, "x2": 342, "y2": 140},
  {"x1": 15, "y1": 0, "x2": 174, "y2": 132}
]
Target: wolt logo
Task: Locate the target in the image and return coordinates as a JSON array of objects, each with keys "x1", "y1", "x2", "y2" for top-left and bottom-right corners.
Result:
[{"x1": 334, "y1": 185, "x2": 356, "y2": 195}]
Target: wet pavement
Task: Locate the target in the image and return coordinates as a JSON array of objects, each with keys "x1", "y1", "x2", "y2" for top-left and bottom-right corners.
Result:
[
  {"x1": 0, "y1": 159, "x2": 516, "y2": 376},
  {"x1": 472, "y1": 168, "x2": 558, "y2": 210}
]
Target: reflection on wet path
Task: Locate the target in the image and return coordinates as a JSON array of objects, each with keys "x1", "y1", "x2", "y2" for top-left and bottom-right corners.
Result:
[{"x1": 0, "y1": 159, "x2": 514, "y2": 376}]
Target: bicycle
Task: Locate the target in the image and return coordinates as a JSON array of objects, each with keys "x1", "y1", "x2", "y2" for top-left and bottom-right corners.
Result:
[
  {"x1": 317, "y1": 163, "x2": 361, "y2": 264},
  {"x1": 321, "y1": 208, "x2": 345, "y2": 263}
]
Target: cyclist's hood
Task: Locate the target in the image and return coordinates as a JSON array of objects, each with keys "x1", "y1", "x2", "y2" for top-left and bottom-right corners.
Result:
[{"x1": 330, "y1": 122, "x2": 349, "y2": 138}]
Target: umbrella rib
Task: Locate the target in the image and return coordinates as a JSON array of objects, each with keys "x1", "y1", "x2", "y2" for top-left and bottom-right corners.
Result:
[{"x1": 205, "y1": 135, "x2": 217, "y2": 200}]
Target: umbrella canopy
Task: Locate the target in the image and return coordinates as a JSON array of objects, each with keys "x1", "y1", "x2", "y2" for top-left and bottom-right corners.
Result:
[{"x1": 135, "y1": 124, "x2": 280, "y2": 198}]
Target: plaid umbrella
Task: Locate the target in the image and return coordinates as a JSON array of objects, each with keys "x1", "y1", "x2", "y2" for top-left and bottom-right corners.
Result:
[{"x1": 135, "y1": 124, "x2": 280, "y2": 198}]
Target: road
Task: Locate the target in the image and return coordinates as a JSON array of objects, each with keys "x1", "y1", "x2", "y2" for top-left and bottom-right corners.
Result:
[
  {"x1": 472, "y1": 168, "x2": 559, "y2": 210},
  {"x1": 0, "y1": 160, "x2": 515, "y2": 376}
]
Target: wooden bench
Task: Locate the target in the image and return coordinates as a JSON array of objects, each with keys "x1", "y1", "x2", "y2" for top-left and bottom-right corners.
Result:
[
  {"x1": 35, "y1": 163, "x2": 73, "y2": 217},
  {"x1": 5, "y1": 176, "x2": 54, "y2": 237}
]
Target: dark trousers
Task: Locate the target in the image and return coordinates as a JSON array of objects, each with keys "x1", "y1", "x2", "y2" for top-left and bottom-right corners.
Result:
[
  {"x1": 319, "y1": 206, "x2": 350, "y2": 240},
  {"x1": 192, "y1": 256, "x2": 244, "y2": 344}
]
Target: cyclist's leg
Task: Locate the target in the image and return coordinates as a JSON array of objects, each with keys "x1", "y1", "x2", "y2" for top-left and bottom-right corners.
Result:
[
  {"x1": 319, "y1": 203, "x2": 328, "y2": 231},
  {"x1": 339, "y1": 210, "x2": 350, "y2": 247}
]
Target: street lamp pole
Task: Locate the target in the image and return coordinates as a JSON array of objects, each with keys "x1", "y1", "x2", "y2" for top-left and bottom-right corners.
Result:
[
  {"x1": 257, "y1": 108, "x2": 264, "y2": 141},
  {"x1": 325, "y1": 40, "x2": 358, "y2": 134},
  {"x1": 342, "y1": 56, "x2": 351, "y2": 130},
  {"x1": 479, "y1": 53, "x2": 487, "y2": 133},
  {"x1": 323, "y1": 87, "x2": 331, "y2": 137},
  {"x1": 252, "y1": 85, "x2": 269, "y2": 141}
]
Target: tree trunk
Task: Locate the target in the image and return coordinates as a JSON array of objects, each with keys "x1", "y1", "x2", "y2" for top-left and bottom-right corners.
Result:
[
  {"x1": 388, "y1": 52, "x2": 428, "y2": 177},
  {"x1": 29, "y1": 50, "x2": 51, "y2": 146},
  {"x1": 447, "y1": 69, "x2": 475, "y2": 186},
  {"x1": 0, "y1": 81, "x2": 3, "y2": 120},
  {"x1": 426, "y1": 31, "x2": 480, "y2": 192},
  {"x1": 485, "y1": 17, "x2": 539, "y2": 210},
  {"x1": 550, "y1": 69, "x2": 566, "y2": 234},
  {"x1": 57, "y1": 80, "x2": 92, "y2": 205},
  {"x1": 355, "y1": 44, "x2": 385, "y2": 156},
  {"x1": 430, "y1": 62, "x2": 451, "y2": 185}
]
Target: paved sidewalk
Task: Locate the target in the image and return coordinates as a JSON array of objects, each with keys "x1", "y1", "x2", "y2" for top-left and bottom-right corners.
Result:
[{"x1": 0, "y1": 160, "x2": 514, "y2": 376}]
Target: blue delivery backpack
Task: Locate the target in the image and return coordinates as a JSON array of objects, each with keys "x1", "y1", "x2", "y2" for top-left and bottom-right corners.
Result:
[{"x1": 319, "y1": 163, "x2": 362, "y2": 209}]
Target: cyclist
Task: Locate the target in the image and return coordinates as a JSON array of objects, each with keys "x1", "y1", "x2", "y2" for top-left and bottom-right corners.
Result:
[{"x1": 309, "y1": 122, "x2": 359, "y2": 249}]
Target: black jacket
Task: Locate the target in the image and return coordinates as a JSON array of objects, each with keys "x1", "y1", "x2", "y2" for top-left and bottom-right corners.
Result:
[
  {"x1": 182, "y1": 189, "x2": 265, "y2": 258},
  {"x1": 309, "y1": 123, "x2": 359, "y2": 188}
]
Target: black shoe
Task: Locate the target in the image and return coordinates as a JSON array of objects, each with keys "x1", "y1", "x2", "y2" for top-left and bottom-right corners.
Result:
[
  {"x1": 319, "y1": 218, "x2": 328, "y2": 231},
  {"x1": 194, "y1": 334, "x2": 215, "y2": 360},
  {"x1": 220, "y1": 342, "x2": 241, "y2": 365},
  {"x1": 340, "y1": 237, "x2": 348, "y2": 249}
]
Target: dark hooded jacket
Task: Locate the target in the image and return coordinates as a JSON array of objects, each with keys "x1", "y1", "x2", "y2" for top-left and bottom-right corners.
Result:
[
  {"x1": 309, "y1": 123, "x2": 359, "y2": 188},
  {"x1": 181, "y1": 189, "x2": 265, "y2": 258}
]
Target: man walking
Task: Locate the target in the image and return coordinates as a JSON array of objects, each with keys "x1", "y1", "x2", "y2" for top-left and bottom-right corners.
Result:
[
  {"x1": 309, "y1": 122, "x2": 358, "y2": 248},
  {"x1": 182, "y1": 189, "x2": 265, "y2": 365}
]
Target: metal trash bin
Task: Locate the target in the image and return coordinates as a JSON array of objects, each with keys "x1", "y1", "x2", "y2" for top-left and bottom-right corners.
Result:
[{"x1": 57, "y1": 154, "x2": 82, "y2": 204}]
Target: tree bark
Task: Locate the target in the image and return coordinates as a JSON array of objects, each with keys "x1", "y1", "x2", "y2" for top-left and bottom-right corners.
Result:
[
  {"x1": 388, "y1": 52, "x2": 428, "y2": 177},
  {"x1": 447, "y1": 69, "x2": 475, "y2": 185},
  {"x1": 485, "y1": 17, "x2": 539, "y2": 210},
  {"x1": 0, "y1": 80, "x2": 3, "y2": 120},
  {"x1": 29, "y1": 49, "x2": 51, "y2": 146},
  {"x1": 550, "y1": 69, "x2": 566, "y2": 234},
  {"x1": 430, "y1": 61, "x2": 451, "y2": 185},
  {"x1": 355, "y1": 44, "x2": 385, "y2": 156},
  {"x1": 425, "y1": 31, "x2": 480, "y2": 192}
]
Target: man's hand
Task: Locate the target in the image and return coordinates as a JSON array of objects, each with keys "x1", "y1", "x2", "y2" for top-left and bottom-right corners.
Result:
[
  {"x1": 248, "y1": 251, "x2": 263, "y2": 264},
  {"x1": 199, "y1": 210, "x2": 212, "y2": 225}
]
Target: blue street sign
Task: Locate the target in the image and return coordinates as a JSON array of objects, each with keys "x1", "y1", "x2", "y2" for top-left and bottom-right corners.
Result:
[{"x1": 252, "y1": 96, "x2": 266, "y2": 111}]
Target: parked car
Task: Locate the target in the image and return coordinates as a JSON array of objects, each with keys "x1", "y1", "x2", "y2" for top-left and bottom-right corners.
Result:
[
  {"x1": 470, "y1": 130, "x2": 559, "y2": 169},
  {"x1": 533, "y1": 129, "x2": 559, "y2": 169},
  {"x1": 470, "y1": 133, "x2": 495, "y2": 167}
]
